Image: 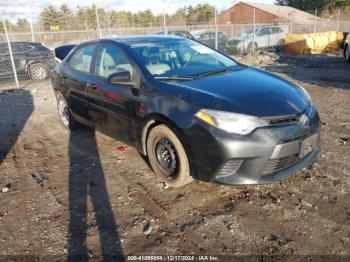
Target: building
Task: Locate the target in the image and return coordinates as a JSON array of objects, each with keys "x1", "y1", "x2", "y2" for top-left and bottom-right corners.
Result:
[{"x1": 217, "y1": 2, "x2": 318, "y2": 25}]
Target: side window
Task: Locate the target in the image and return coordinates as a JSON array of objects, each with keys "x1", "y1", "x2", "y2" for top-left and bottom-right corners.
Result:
[
  {"x1": 95, "y1": 45, "x2": 133, "y2": 78},
  {"x1": 275, "y1": 27, "x2": 283, "y2": 34},
  {"x1": 218, "y1": 32, "x2": 226, "y2": 40},
  {"x1": 11, "y1": 43, "x2": 34, "y2": 53},
  {"x1": 11, "y1": 43, "x2": 22, "y2": 53},
  {"x1": 258, "y1": 28, "x2": 268, "y2": 36},
  {"x1": 68, "y1": 45, "x2": 95, "y2": 73},
  {"x1": 267, "y1": 28, "x2": 274, "y2": 35},
  {"x1": 0, "y1": 43, "x2": 9, "y2": 54}
]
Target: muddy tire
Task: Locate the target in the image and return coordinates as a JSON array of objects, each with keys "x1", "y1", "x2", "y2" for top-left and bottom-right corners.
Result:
[
  {"x1": 29, "y1": 63, "x2": 49, "y2": 80},
  {"x1": 345, "y1": 45, "x2": 350, "y2": 63},
  {"x1": 56, "y1": 92, "x2": 81, "y2": 131},
  {"x1": 146, "y1": 124, "x2": 193, "y2": 188}
]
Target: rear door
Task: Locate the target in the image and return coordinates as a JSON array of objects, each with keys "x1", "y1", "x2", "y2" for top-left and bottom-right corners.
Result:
[
  {"x1": 63, "y1": 44, "x2": 97, "y2": 121},
  {"x1": 11, "y1": 43, "x2": 29, "y2": 73},
  {"x1": 85, "y1": 43, "x2": 140, "y2": 142},
  {"x1": 0, "y1": 43, "x2": 12, "y2": 77}
]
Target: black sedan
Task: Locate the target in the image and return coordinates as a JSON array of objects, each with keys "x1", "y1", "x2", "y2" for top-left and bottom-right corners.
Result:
[
  {"x1": 196, "y1": 31, "x2": 228, "y2": 51},
  {"x1": 52, "y1": 35, "x2": 321, "y2": 187},
  {"x1": 0, "y1": 41, "x2": 57, "y2": 80}
]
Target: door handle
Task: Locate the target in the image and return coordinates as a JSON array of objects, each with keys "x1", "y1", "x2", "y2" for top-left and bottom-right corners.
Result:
[{"x1": 86, "y1": 83, "x2": 97, "y2": 90}]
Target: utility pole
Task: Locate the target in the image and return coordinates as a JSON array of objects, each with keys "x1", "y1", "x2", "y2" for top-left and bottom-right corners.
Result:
[
  {"x1": 336, "y1": 9, "x2": 341, "y2": 32},
  {"x1": 253, "y1": 8, "x2": 256, "y2": 51},
  {"x1": 28, "y1": 9, "x2": 35, "y2": 42},
  {"x1": 215, "y1": 7, "x2": 218, "y2": 50},
  {"x1": 163, "y1": 7, "x2": 167, "y2": 34},
  {"x1": 95, "y1": 5, "x2": 102, "y2": 37},
  {"x1": 2, "y1": 18, "x2": 20, "y2": 89},
  {"x1": 314, "y1": 9, "x2": 317, "y2": 33}
]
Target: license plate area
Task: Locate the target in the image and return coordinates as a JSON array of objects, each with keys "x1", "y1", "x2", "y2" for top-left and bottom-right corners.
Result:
[{"x1": 300, "y1": 133, "x2": 319, "y2": 158}]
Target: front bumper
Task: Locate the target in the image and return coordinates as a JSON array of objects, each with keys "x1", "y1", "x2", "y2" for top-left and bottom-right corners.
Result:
[
  {"x1": 186, "y1": 107, "x2": 321, "y2": 185},
  {"x1": 214, "y1": 133, "x2": 320, "y2": 185}
]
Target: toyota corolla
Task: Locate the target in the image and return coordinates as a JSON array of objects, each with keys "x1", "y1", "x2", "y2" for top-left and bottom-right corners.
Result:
[{"x1": 51, "y1": 35, "x2": 321, "y2": 187}]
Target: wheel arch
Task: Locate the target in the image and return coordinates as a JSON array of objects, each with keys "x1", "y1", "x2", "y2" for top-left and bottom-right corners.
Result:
[
  {"x1": 139, "y1": 113, "x2": 198, "y2": 177},
  {"x1": 140, "y1": 113, "x2": 184, "y2": 155},
  {"x1": 25, "y1": 60, "x2": 45, "y2": 73}
]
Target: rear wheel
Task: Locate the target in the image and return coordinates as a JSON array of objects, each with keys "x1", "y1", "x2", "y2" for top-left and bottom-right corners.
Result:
[
  {"x1": 29, "y1": 63, "x2": 49, "y2": 80},
  {"x1": 345, "y1": 45, "x2": 350, "y2": 63},
  {"x1": 146, "y1": 125, "x2": 193, "y2": 188},
  {"x1": 56, "y1": 92, "x2": 81, "y2": 131}
]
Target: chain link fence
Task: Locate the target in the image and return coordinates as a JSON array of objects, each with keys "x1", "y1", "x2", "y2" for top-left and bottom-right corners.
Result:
[{"x1": 1, "y1": 7, "x2": 350, "y2": 90}]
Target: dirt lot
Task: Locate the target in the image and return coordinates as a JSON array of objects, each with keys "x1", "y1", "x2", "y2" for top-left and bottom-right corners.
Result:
[{"x1": 0, "y1": 53, "x2": 350, "y2": 260}]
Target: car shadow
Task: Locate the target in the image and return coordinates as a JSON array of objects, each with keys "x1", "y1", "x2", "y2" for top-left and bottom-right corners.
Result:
[
  {"x1": 67, "y1": 128, "x2": 124, "y2": 261},
  {"x1": 263, "y1": 53, "x2": 350, "y2": 90},
  {"x1": 0, "y1": 89, "x2": 33, "y2": 165}
]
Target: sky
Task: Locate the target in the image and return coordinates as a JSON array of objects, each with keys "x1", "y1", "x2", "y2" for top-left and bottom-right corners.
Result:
[{"x1": 0, "y1": 0, "x2": 276, "y2": 22}]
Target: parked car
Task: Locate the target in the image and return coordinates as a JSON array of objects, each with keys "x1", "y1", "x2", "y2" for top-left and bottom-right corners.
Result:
[
  {"x1": 52, "y1": 35, "x2": 321, "y2": 187},
  {"x1": 226, "y1": 26, "x2": 287, "y2": 54},
  {"x1": 343, "y1": 33, "x2": 350, "y2": 63},
  {"x1": 156, "y1": 30, "x2": 195, "y2": 40},
  {"x1": 196, "y1": 31, "x2": 228, "y2": 51},
  {"x1": 0, "y1": 41, "x2": 57, "y2": 80}
]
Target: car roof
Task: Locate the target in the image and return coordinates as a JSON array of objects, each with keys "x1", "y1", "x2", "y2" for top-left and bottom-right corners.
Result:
[{"x1": 84, "y1": 35, "x2": 185, "y2": 46}]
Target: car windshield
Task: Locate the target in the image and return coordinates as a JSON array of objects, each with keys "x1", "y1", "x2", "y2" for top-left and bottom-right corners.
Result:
[{"x1": 129, "y1": 38, "x2": 239, "y2": 79}]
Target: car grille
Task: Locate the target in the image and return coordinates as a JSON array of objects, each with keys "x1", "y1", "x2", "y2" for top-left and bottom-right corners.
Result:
[
  {"x1": 263, "y1": 154, "x2": 304, "y2": 175},
  {"x1": 268, "y1": 115, "x2": 299, "y2": 125}
]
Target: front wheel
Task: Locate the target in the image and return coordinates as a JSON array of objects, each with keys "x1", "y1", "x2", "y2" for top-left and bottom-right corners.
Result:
[
  {"x1": 28, "y1": 63, "x2": 49, "y2": 80},
  {"x1": 146, "y1": 125, "x2": 193, "y2": 188}
]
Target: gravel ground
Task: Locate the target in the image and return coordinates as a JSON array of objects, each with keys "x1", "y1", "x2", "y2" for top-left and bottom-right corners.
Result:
[{"x1": 0, "y1": 53, "x2": 350, "y2": 260}]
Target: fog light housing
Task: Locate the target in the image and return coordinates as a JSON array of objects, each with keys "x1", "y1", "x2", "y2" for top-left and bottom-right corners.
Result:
[{"x1": 216, "y1": 160, "x2": 244, "y2": 178}]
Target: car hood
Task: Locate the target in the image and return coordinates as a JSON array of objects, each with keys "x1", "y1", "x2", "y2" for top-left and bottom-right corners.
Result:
[{"x1": 162, "y1": 67, "x2": 309, "y2": 117}]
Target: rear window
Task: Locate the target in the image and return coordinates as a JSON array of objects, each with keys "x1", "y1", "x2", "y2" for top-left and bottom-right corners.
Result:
[
  {"x1": 68, "y1": 45, "x2": 95, "y2": 73},
  {"x1": 11, "y1": 43, "x2": 35, "y2": 53}
]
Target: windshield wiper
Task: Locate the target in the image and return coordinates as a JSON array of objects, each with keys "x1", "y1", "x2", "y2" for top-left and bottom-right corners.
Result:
[
  {"x1": 154, "y1": 76, "x2": 195, "y2": 81},
  {"x1": 198, "y1": 68, "x2": 241, "y2": 78}
]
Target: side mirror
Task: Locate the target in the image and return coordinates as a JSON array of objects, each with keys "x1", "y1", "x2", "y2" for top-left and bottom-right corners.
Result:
[{"x1": 108, "y1": 71, "x2": 132, "y2": 85}]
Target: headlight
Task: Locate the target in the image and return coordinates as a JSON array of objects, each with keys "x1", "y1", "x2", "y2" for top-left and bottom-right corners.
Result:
[{"x1": 195, "y1": 109, "x2": 268, "y2": 135}]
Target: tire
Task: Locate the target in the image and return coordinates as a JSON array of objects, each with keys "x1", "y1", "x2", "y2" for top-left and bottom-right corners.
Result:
[
  {"x1": 28, "y1": 63, "x2": 49, "y2": 80},
  {"x1": 146, "y1": 124, "x2": 193, "y2": 188},
  {"x1": 56, "y1": 92, "x2": 81, "y2": 131},
  {"x1": 345, "y1": 45, "x2": 350, "y2": 63}
]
